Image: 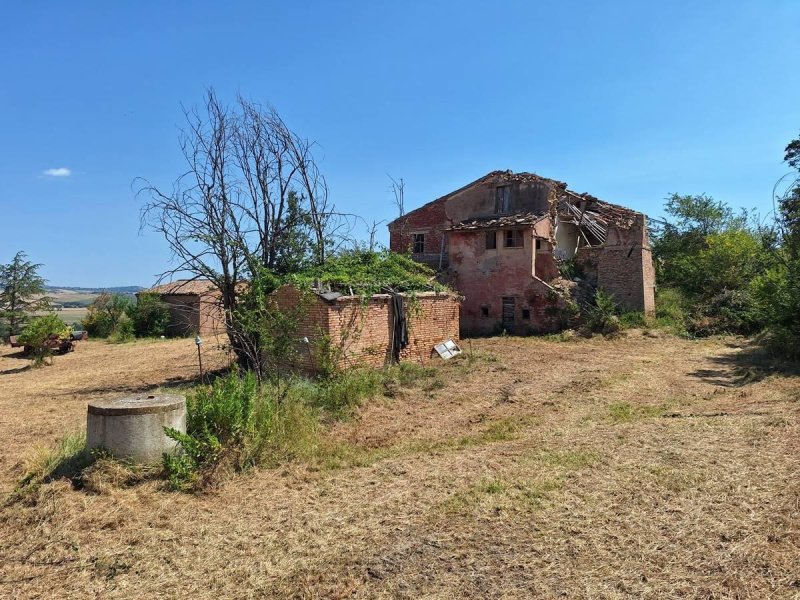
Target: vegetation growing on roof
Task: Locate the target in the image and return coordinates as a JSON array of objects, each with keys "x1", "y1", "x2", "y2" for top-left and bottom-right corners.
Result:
[{"x1": 289, "y1": 249, "x2": 449, "y2": 296}]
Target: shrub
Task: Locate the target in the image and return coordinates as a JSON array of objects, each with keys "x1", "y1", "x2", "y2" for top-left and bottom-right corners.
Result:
[
  {"x1": 109, "y1": 314, "x2": 135, "y2": 343},
  {"x1": 163, "y1": 370, "x2": 325, "y2": 489},
  {"x1": 557, "y1": 258, "x2": 584, "y2": 280},
  {"x1": 618, "y1": 311, "x2": 648, "y2": 329},
  {"x1": 750, "y1": 263, "x2": 800, "y2": 358},
  {"x1": 583, "y1": 289, "x2": 622, "y2": 335},
  {"x1": 17, "y1": 314, "x2": 71, "y2": 366},
  {"x1": 82, "y1": 293, "x2": 132, "y2": 339},
  {"x1": 756, "y1": 326, "x2": 800, "y2": 360},
  {"x1": 689, "y1": 288, "x2": 761, "y2": 336},
  {"x1": 164, "y1": 370, "x2": 259, "y2": 488},
  {"x1": 655, "y1": 287, "x2": 690, "y2": 335},
  {"x1": 130, "y1": 292, "x2": 170, "y2": 337}
]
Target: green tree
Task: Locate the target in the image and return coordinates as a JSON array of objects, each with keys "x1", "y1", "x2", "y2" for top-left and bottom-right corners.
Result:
[
  {"x1": 18, "y1": 314, "x2": 71, "y2": 366},
  {"x1": 0, "y1": 251, "x2": 49, "y2": 339},
  {"x1": 652, "y1": 194, "x2": 757, "y2": 291},
  {"x1": 82, "y1": 293, "x2": 133, "y2": 338},
  {"x1": 750, "y1": 133, "x2": 800, "y2": 356},
  {"x1": 129, "y1": 292, "x2": 170, "y2": 337},
  {"x1": 651, "y1": 194, "x2": 773, "y2": 335}
]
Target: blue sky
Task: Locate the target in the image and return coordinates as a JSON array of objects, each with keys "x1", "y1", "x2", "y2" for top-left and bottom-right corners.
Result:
[{"x1": 1, "y1": 1, "x2": 798, "y2": 287}]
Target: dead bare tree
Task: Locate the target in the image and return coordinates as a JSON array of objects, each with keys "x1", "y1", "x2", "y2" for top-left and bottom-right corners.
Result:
[
  {"x1": 367, "y1": 219, "x2": 387, "y2": 251},
  {"x1": 137, "y1": 89, "x2": 337, "y2": 374},
  {"x1": 388, "y1": 174, "x2": 405, "y2": 219}
]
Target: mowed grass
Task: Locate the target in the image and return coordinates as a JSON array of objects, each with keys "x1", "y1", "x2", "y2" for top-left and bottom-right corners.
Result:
[{"x1": 0, "y1": 333, "x2": 799, "y2": 599}]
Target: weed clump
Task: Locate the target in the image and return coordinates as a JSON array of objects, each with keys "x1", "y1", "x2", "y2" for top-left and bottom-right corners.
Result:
[
  {"x1": 16, "y1": 431, "x2": 92, "y2": 494},
  {"x1": 162, "y1": 365, "x2": 424, "y2": 490},
  {"x1": 163, "y1": 370, "x2": 322, "y2": 490}
]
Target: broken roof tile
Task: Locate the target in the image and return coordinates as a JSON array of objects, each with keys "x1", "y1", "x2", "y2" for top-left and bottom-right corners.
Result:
[{"x1": 448, "y1": 211, "x2": 549, "y2": 232}]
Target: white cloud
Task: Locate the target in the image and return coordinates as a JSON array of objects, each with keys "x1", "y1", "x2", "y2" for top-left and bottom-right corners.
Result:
[{"x1": 43, "y1": 167, "x2": 71, "y2": 177}]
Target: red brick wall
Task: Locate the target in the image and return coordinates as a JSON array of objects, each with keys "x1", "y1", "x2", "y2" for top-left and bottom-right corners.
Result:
[
  {"x1": 575, "y1": 247, "x2": 602, "y2": 286},
  {"x1": 597, "y1": 215, "x2": 656, "y2": 315},
  {"x1": 272, "y1": 285, "x2": 333, "y2": 372},
  {"x1": 161, "y1": 295, "x2": 199, "y2": 336},
  {"x1": 272, "y1": 285, "x2": 460, "y2": 372},
  {"x1": 198, "y1": 294, "x2": 226, "y2": 336},
  {"x1": 388, "y1": 175, "x2": 556, "y2": 270},
  {"x1": 449, "y1": 229, "x2": 561, "y2": 336},
  {"x1": 388, "y1": 200, "x2": 449, "y2": 269},
  {"x1": 157, "y1": 292, "x2": 226, "y2": 338}
]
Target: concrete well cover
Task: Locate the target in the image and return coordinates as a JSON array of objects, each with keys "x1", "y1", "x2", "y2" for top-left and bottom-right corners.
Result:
[{"x1": 88, "y1": 394, "x2": 185, "y2": 416}]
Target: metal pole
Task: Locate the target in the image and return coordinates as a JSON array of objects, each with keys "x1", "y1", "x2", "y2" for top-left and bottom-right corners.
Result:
[{"x1": 195, "y1": 335, "x2": 203, "y2": 380}]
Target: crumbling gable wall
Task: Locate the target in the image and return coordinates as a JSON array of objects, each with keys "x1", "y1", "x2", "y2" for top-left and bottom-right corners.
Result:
[
  {"x1": 388, "y1": 199, "x2": 449, "y2": 269},
  {"x1": 388, "y1": 171, "x2": 559, "y2": 269},
  {"x1": 596, "y1": 215, "x2": 656, "y2": 314},
  {"x1": 572, "y1": 216, "x2": 655, "y2": 314}
]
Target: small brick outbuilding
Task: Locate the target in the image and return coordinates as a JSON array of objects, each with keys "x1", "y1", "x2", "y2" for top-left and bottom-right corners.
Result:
[
  {"x1": 139, "y1": 279, "x2": 225, "y2": 337},
  {"x1": 142, "y1": 280, "x2": 460, "y2": 371},
  {"x1": 272, "y1": 285, "x2": 461, "y2": 373}
]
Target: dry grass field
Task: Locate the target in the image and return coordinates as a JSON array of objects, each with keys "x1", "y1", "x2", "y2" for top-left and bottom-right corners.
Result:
[{"x1": 0, "y1": 333, "x2": 798, "y2": 599}]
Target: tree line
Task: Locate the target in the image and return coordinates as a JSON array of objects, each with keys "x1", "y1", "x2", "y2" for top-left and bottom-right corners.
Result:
[{"x1": 649, "y1": 135, "x2": 800, "y2": 357}]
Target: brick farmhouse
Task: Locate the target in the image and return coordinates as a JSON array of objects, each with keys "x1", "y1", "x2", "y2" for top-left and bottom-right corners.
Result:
[{"x1": 388, "y1": 170, "x2": 656, "y2": 336}]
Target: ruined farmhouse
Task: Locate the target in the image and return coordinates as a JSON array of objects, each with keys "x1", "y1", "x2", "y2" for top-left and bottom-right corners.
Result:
[{"x1": 388, "y1": 170, "x2": 656, "y2": 336}]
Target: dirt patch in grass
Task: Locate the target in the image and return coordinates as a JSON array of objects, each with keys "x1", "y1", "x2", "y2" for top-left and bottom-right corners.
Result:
[{"x1": 1, "y1": 332, "x2": 799, "y2": 598}]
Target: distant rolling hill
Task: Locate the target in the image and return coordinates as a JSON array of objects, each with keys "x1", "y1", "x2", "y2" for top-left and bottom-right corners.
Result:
[
  {"x1": 45, "y1": 285, "x2": 144, "y2": 295},
  {"x1": 45, "y1": 286, "x2": 144, "y2": 307}
]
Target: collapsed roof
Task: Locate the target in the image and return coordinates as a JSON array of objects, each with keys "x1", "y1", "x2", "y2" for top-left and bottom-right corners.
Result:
[
  {"x1": 557, "y1": 191, "x2": 639, "y2": 245},
  {"x1": 448, "y1": 212, "x2": 548, "y2": 232},
  {"x1": 397, "y1": 170, "x2": 642, "y2": 245}
]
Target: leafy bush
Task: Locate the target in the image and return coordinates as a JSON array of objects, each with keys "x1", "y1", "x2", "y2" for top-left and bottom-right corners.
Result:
[
  {"x1": 82, "y1": 293, "x2": 133, "y2": 339},
  {"x1": 163, "y1": 370, "x2": 339, "y2": 490},
  {"x1": 583, "y1": 289, "x2": 622, "y2": 335},
  {"x1": 557, "y1": 258, "x2": 584, "y2": 280},
  {"x1": 689, "y1": 288, "x2": 761, "y2": 336},
  {"x1": 130, "y1": 292, "x2": 170, "y2": 337},
  {"x1": 618, "y1": 311, "x2": 648, "y2": 329},
  {"x1": 750, "y1": 261, "x2": 800, "y2": 358},
  {"x1": 164, "y1": 370, "x2": 259, "y2": 488},
  {"x1": 109, "y1": 314, "x2": 135, "y2": 343},
  {"x1": 290, "y1": 248, "x2": 447, "y2": 295},
  {"x1": 17, "y1": 314, "x2": 71, "y2": 366},
  {"x1": 654, "y1": 287, "x2": 690, "y2": 335}
]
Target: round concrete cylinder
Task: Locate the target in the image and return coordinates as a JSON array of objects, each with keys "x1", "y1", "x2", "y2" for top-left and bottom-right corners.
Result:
[{"x1": 87, "y1": 394, "x2": 186, "y2": 464}]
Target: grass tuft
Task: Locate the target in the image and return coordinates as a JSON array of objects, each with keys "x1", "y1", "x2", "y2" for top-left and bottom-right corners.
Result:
[
  {"x1": 609, "y1": 401, "x2": 670, "y2": 423},
  {"x1": 526, "y1": 448, "x2": 601, "y2": 470},
  {"x1": 18, "y1": 431, "x2": 91, "y2": 491}
]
